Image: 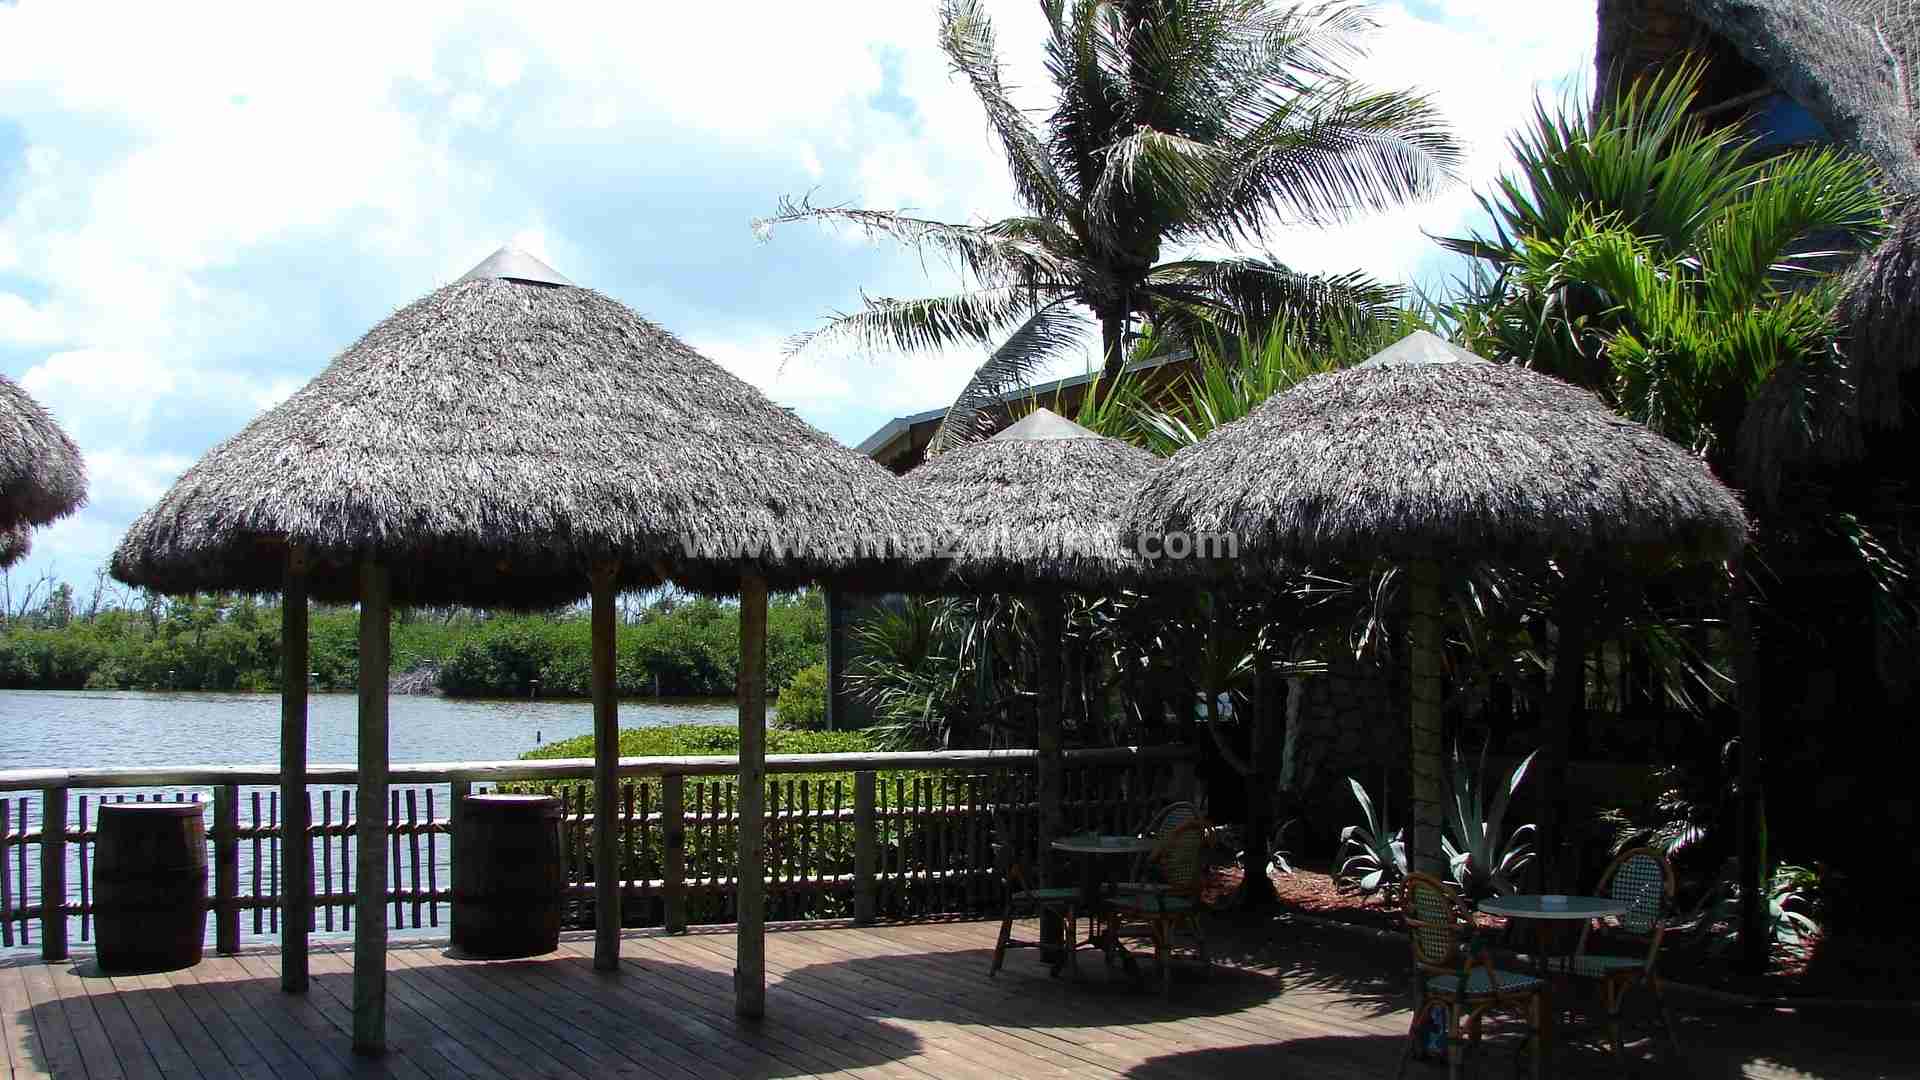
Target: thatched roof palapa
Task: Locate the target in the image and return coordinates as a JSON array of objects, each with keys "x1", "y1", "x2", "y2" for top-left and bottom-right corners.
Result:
[
  {"x1": 1688, "y1": 0, "x2": 1920, "y2": 192},
  {"x1": 1126, "y1": 331, "x2": 1749, "y2": 569},
  {"x1": 1, "y1": 373, "x2": 87, "y2": 567},
  {"x1": 907, "y1": 407, "x2": 1159, "y2": 593},
  {"x1": 112, "y1": 247, "x2": 941, "y2": 604}
]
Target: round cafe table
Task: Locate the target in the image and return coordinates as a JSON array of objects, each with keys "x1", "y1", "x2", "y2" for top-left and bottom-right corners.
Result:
[
  {"x1": 1049, "y1": 834, "x2": 1153, "y2": 976},
  {"x1": 1477, "y1": 895, "x2": 1631, "y2": 1060}
]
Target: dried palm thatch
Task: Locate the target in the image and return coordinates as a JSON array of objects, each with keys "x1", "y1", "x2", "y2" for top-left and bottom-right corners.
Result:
[
  {"x1": 112, "y1": 248, "x2": 941, "y2": 605},
  {"x1": 1836, "y1": 197, "x2": 1920, "y2": 430},
  {"x1": 1690, "y1": 0, "x2": 1920, "y2": 192},
  {"x1": 906, "y1": 408, "x2": 1160, "y2": 593},
  {"x1": 0, "y1": 524, "x2": 31, "y2": 569},
  {"x1": 1, "y1": 374, "x2": 87, "y2": 566},
  {"x1": 1127, "y1": 332, "x2": 1749, "y2": 570}
]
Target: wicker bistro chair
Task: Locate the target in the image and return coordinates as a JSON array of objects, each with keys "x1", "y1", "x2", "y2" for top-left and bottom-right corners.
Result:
[
  {"x1": 988, "y1": 841, "x2": 1085, "y2": 978},
  {"x1": 1112, "y1": 800, "x2": 1198, "y2": 895},
  {"x1": 1563, "y1": 847, "x2": 1681, "y2": 1060},
  {"x1": 1396, "y1": 873, "x2": 1545, "y2": 1080},
  {"x1": 1106, "y1": 818, "x2": 1211, "y2": 997}
]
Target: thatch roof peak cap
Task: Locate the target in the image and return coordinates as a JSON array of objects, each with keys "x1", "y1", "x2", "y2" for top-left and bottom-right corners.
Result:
[
  {"x1": 455, "y1": 245, "x2": 574, "y2": 288},
  {"x1": 1358, "y1": 330, "x2": 1485, "y2": 369},
  {"x1": 991, "y1": 407, "x2": 1103, "y2": 442}
]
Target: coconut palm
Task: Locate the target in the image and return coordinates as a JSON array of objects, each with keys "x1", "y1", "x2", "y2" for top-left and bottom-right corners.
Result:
[{"x1": 761, "y1": 0, "x2": 1461, "y2": 451}]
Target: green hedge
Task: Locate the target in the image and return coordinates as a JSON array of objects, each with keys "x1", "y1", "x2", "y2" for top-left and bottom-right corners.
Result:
[{"x1": 505, "y1": 724, "x2": 1010, "y2": 925}]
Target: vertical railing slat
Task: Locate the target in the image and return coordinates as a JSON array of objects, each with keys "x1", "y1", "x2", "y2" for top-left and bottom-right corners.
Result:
[
  {"x1": 41, "y1": 786, "x2": 67, "y2": 962},
  {"x1": 662, "y1": 774, "x2": 685, "y2": 933},
  {"x1": 214, "y1": 784, "x2": 239, "y2": 954}
]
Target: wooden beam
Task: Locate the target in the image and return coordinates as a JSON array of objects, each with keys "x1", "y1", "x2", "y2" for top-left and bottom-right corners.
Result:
[
  {"x1": 734, "y1": 571, "x2": 768, "y2": 1019},
  {"x1": 1729, "y1": 556, "x2": 1768, "y2": 973},
  {"x1": 1407, "y1": 560, "x2": 1446, "y2": 878},
  {"x1": 280, "y1": 545, "x2": 311, "y2": 992},
  {"x1": 353, "y1": 559, "x2": 390, "y2": 1056},
  {"x1": 590, "y1": 561, "x2": 621, "y2": 972}
]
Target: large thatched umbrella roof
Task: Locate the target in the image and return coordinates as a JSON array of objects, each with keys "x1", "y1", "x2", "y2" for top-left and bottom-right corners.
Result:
[
  {"x1": 1126, "y1": 331, "x2": 1748, "y2": 570},
  {"x1": 1687, "y1": 0, "x2": 1920, "y2": 193},
  {"x1": 1, "y1": 374, "x2": 87, "y2": 567},
  {"x1": 907, "y1": 407, "x2": 1158, "y2": 593},
  {"x1": 1835, "y1": 199, "x2": 1920, "y2": 431},
  {"x1": 111, "y1": 247, "x2": 939, "y2": 604}
]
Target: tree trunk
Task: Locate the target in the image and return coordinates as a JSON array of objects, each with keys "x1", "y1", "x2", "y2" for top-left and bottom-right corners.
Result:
[
  {"x1": 1099, "y1": 309, "x2": 1127, "y2": 384},
  {"x1": 1407, "y1": 561, "x2": 1447, "y2": 878}
]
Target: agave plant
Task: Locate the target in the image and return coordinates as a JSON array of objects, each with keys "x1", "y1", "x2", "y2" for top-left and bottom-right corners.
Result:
[
  {"x1": 1337, "y1": 776, "x2": 1406, "y2": 900},
  {"x1": 1440, "y1": 743, "x2": 1537, "y2": 901}
]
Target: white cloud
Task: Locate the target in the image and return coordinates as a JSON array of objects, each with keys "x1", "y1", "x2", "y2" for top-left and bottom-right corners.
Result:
[{"x1": 0, "y1": 0, "x2": 1594, "y2": 590}]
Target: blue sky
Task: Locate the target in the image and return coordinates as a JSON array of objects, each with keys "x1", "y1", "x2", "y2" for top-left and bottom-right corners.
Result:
[{"x1": 0, "y1": 1, "x2": 1593, "y2": 595}]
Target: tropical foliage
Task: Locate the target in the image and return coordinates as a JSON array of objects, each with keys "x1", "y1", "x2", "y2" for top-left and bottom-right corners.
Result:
[
  {"x1": 1335, "y1": 775, "x2": 1406, "y2": 899},
  {"x1": 763, "y1": 0, "x2": 1459, "y2": 450},
  {"x1": 1439, "y1": 743, "x2": 1536, "y2": 900}
]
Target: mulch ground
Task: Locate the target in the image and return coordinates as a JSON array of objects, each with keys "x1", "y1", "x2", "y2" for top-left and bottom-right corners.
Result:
[{"x1": 1204, "y1": 861, "x2": 1920, "y2": 1003}]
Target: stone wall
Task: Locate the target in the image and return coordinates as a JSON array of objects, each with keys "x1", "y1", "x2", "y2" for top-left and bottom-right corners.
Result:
[{"x1": 1279, "y1": 649, "x2": 1410, "y2": 851}]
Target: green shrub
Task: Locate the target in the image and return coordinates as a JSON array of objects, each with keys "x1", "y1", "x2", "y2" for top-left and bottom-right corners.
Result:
[{"x1": 774, "y1": 663, "x2": 828, "y2": 730}]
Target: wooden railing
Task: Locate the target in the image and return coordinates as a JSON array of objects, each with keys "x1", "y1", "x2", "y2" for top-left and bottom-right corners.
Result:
[{"x1": 0, "y1": 745, "x2": 1194, "y2": 962}]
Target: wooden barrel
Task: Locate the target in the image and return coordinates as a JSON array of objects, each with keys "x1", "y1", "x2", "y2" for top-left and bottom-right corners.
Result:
[
  {"x1": 451, "y1": 793, "x2": 565, "y2": 959},
  {"x1": 94, "y1": 802, "x2": 207, "y2": 973}
]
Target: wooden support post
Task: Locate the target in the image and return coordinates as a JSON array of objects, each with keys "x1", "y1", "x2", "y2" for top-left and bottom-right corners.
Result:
[
  {"x1": 589, "y1": 562, "x2": 622, "y2": 972},
  {"x1": 214, "y1": 784, "x2": 240, "y2": 954},
  {"x1": 1034, "y1": 591, "x2": 1065, "y2": 960},
  {"x1": 281, "y1": 546, "x2": 311, "y2": 991},
  {"x1": 825, "y1": 586, "x2": 846, "y2": 731},
  {"x1": 735, "y1": 572, "x2": 768, "y2": 1019},
  {"x1": 1729, "y1": 557, "x2": 1768, "y2": 973},
  {"x1": 40, "y1": 787, "x2": 66, "y2": 962},
  {"x1": 353, "y1": 559, "x2": 390, "y2": 1056},
  {"x1": 1407, "y1": 561, "x2": 1447, "y2": 878},
  {"x1": 852, "y1": 771, "x2": 876, "y2": 925},
  {"x1": 662, "y1": 774, "x2": 686, "y2": 933},
  {"x1": 1542, "y1": 577, "x2": 1591, "y2": 891}
]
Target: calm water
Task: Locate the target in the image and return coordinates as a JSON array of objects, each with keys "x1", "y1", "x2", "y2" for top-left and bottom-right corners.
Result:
[
  {"x1": 0, "y1": 689, "x2": 736, "y2": 772},
  {"x1": 0, "y1": 690, "x2": 736, "y2": 947}
]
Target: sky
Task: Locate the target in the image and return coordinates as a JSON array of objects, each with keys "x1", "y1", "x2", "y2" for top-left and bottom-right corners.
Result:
[{"x1": 0, "y1": 1, "x2": 1595, "y2": 596}]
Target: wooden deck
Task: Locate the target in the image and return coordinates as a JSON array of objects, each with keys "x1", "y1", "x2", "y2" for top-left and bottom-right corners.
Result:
[{"x1": 0, "y1": 916, "x2": 1906, "y2": 1079}]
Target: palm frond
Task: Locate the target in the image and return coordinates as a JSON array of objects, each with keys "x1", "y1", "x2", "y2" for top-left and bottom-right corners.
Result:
[
  {"x1": 1147, "y1": 256, "x2": 1400, "y2": 340},
  {"x1": 1206, "y1": 86, "x2": 1461, "y2": 237},
  {"x1": 928, "y1": 301, "x2": 1091, "y2": 455},
  {"x1": 755, "y1": 198, "x2": 1069, "y2": 288},
  {"x1": 785, "y1": 286, "x2": 1065, "y2": 360},
  {"x1": 940, "y1": 0, "x2": 1074, "y2": 221}
]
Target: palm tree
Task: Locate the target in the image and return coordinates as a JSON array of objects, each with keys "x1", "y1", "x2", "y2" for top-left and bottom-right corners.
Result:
[{"x1": 760, "y1": 0, "x2": 1461, "y2": 451}]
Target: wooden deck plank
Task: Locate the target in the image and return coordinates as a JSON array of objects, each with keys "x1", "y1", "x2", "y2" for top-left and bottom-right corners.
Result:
[
  {"x1": 13, "y1": 963, "x2": 90, "y2": 1080},
  {"x1": 166, "y1": 956, "x2": 319, "y2": 1080},
  {"x1": 97, "y1": 968, "x2": 206, "y2": 1080},
  {"x1": 378, "y1": 945, "x2": 594, "y2": 1080},
  {"x1": 552, "y1": 935, "x2": 937, "y2": 1080},
  {"x1": 523, "y1": 943, "x2": 852, "y2": 1080},
  {"x1": 600, "y1": 934, "x2": 955, "y2": 1080},
  {"x1": 43, "y1": 961, "x2": 138, "y2": 1080},
  {"x1": 306, "y1": 946, "x2": 502, "y2": 1080},
  {"x1": 672, "y1": 926, "x2": 1133, "y2": 1078},
  {"x1": 221, "y1": 950, "x2": 420, "y2": 1079},
  {"x1": 355, "y1": 945, "x2": 675, "y2": 1080},
  {"x1": 8, "y1": 917, "x2": 1905, "y2": 1080}
]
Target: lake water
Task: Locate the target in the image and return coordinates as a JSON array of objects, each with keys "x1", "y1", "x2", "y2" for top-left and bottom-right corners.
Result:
[
  {"x1": 0, "y1": 689, "x2": 736, "y2": 772},
  {"x1": 0, "y1": 690, "x2": 736, "y2": 948}
]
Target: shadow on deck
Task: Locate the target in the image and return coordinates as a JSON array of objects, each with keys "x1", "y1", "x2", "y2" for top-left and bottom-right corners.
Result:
[{"x1": 2, "y1": 915, "x2": 1907, "y2": 1079}]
